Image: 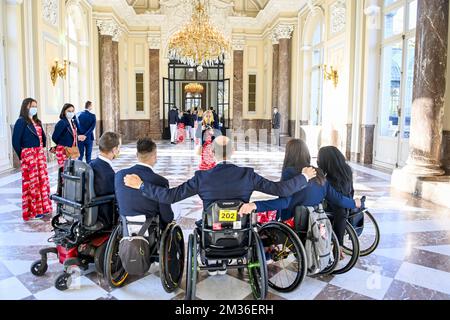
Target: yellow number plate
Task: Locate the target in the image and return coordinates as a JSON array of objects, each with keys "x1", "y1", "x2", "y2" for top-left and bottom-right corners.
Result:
[{"x1": 219, "y1": 210, "x2": 238, "y2": 222}]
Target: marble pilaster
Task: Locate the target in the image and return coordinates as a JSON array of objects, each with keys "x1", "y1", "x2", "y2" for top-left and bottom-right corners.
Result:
[
  {"x1": 360, "y1": 125, "x2": 375, "y2": 164},
  {"x1": 149, "y1": 48, "x2": 161, "y2": 139},
  {"x1": 392, "y1": 0, "x2": 449, "y2": 196},
  {"x1": 271, "y1": 33, "x2": 279, "y2": 111},
  {"x1": 232, "y1": 49, "x2": 244, "y2": 130},
  {"x1": 112, "y1": 40, "x2": 120, "y2": 134},
  {"x1": 275, "y1": 24, "x2": 294, "y2": 137}
]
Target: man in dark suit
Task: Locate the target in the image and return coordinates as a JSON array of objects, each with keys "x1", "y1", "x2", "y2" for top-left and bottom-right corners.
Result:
[
  {"x1": 77, "y1": 101, "x2": 97, "y2": 162},
  {"x1": 89, "y1": 132, "x2": 121, "y2": 228},
  {"x1": 210, "y1": 107, "x2": 220, "y2": 130},
  {"x1": 123, "y1": 136, "x2": 316, "y2": 212},
  {"x1": 168, "y1": 106, "x2": 179, "y2": 145},
  {"x1": 115, "y1": 138, "x2": 174, "y2": 228},
  {"x1": 272, "y1": 107, "x2": 281, "y2": 147}
]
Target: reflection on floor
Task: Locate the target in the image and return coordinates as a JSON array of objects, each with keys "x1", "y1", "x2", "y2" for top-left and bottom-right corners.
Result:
[{"x1": 1, "y1": 141, "x2": 450, "y2": 300}]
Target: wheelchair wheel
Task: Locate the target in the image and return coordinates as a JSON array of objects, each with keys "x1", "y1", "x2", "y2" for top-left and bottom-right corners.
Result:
[
  {"x1": 103, "y1": 224, "x2": 128, "y2": 288},
  {"x1": 332, "y1": 222, "x2": 360, "y2": 275},
  {"x1": 160, "y1": 223, "x2": 185, "y2": 293},
  {"x1": 248, "y1": 230, "x2": 268, "y2": 300},
  {"x1": 185, "y1": 232, "x2": 198, "y2": 300},
  {"x1": 318, "y1": 231, "x2": 340, "y2": 275},
  {"x1": 94, "y1": 242, "x2": 108, "y2": 275},
  {"x1": 345, "y1": 210, "x2": 380, "y2": 257},
  {"x1": 258, "y1": 222, "x2": 307, "y2": 292}
]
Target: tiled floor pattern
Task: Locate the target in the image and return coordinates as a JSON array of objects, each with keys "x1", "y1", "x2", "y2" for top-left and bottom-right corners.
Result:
[{"x1": 0, "y1": 141, "x2": 450, "y2": 300}]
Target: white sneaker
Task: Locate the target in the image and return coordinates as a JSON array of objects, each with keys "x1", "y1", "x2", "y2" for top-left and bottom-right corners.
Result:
[
  {"x1": 208, "y1": 270, "x2": 218, "y2": 276},
  {"x1": 218, "y1": 269, "x2": 227, "y2": 276}
]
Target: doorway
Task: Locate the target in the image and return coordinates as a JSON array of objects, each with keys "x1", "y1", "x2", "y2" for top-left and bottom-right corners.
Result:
[{"x1": 162, "y1": 61, "x2": 230, "y2": 139}]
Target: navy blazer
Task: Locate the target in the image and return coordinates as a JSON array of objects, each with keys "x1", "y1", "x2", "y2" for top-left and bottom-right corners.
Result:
[
  {"x1": 52, "y1": 118, "x2": 79, "y2": 147},
  {"x1": 77, "y1": 110, "x2": 96, "y2": 141},
  {"x1": 12, "y1": 117, "x2": 47, "y2": 160},
  {"x1": 213, "y1": 112, "x2": 220, "y2": 129},
  {"x1": 254, "y1": 167, "x2": 356, "y2": 220},
  {"x1": 115, "y1": 165, "x2": 174, "y2": 224},
  {"x1": 90, "y1": 157, "x2": 116, "y2": 227},
  {"x1": 169, "y1": 109, "x2": 179, "y2": 125},
  {"x1": 139, "y1": 162, "x2": 309, "y2": 211}
]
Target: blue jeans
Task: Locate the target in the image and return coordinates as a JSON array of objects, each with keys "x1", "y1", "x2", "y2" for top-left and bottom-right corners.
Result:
[{"x1": 78, "y1": 139, "x2": 94, "y2": 163}]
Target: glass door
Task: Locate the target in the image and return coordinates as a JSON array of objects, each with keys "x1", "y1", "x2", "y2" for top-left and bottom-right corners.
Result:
[
  {"x1": 162, "y1": 77, "x2": 175, "y2": 140},
  {"x1": 374, "y1": 0, "x2": 416, "y2": 168}
]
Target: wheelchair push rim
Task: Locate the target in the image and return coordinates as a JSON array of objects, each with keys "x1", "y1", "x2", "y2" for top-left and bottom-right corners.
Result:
[
  {"x1": 332, "y1": 222, "x2": 360, "y2": 275},
  {"x1": 248, "y1": 230, "x2": 268, "y2": 300},
  {"x1": 258, "y1": 222, "x2": 307, "y2": 293},
  {"x1": 160, "y1": 223, "x2": 185, "y2": 293},
  {"x1": 103, "y1": 224, "x2": 128, "y2": 288},
  {"x1": 344, "y1": 210, "x2": 380, "y2": 257},
  {"x1": 185, "y1": 231, "x2": 198, "y2": 300}
]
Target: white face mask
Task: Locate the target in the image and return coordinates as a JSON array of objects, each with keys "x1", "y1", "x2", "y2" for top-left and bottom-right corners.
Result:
[
  {"x1": 66, "y1": 112, "x2": 75, "y2": 120},
  {"x1": 29, "y1": 107, "x2": 38, "y2": 117}
]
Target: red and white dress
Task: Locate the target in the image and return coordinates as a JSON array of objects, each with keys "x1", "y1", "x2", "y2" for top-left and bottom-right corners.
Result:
[
  {"x1": 199, "y1": 131, "x2": 216, "y2": 171},
  {"x1": 55, "y1": 122, "x2": 77, "y2": 168},
  {"x1": 21, "y1": 124, "x2": 53, "y2": 221},
  {"x1": 177, "y1": 123, "x2": 186, "y2": 144}
]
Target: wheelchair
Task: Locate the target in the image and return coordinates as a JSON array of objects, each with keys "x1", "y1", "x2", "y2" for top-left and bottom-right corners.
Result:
[
  {"x1": 185, "y1": 201, "x2": 268, "y2": 300},
  {"x1": 256, "y1": 211, "x2": 307, "y2": 293},
  {"x1": 103, "y1": 213, "x2": 185, "y2": 293},
  {"x1": 292, "y1": 204, "x2": 360, "y2": 276},
  {"x1": 30, "y1": 160, "x2": 118, "y2": 291},
  {"x1": 341, "y1": 196, "x2": 380, "y2": 257}
]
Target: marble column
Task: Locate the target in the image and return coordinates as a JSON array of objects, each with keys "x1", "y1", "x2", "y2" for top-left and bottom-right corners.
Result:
[
  {"x1": 148, "y1": 35, "x2": 161, "y2": 139},
  {"x1": 403, "y1": 0, "x2": 449, "y2": 176},
  {"x1": 97, "y1": 19, "x2": 121, "y2": 134},
  {"x1": 392, "y1": 0, "x2": 449, "y2": 200},
  {"x1": 232, "y1": 39, "x2": 245, "y2": 130},
  {"x1": 271, "y1": 34, "x2": 279, "y2": 111},
  {"x1": 275, "y1": 24, "x2": 294, "y2": 137}
]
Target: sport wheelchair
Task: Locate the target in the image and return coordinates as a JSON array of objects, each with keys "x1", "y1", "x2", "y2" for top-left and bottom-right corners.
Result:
[
  {"x1": 103, "y1": 214, "x2": 185, "y2": 293},
  {"x1": 30, "y1": 160, "x2": 118, "y2": 291},
  {"x1": 185, "y1": 201, "x2": 268, "y2": 300}
]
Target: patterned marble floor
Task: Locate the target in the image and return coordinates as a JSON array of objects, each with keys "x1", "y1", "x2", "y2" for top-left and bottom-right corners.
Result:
[{"x1": 1, "y1": 140, "x2": 450, "y2": 300}]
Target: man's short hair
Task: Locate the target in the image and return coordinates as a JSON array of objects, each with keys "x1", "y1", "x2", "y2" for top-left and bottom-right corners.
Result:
[
  {"x1": 99, "y1": 132, "x2": 121, "y2": 153},
  {"x1": 213, "y1": 136, "x2": 233, "y2": 160},
  {"x1": 137, "y1": 138, "x2": 157, "y2": 157},
  {"x1": 85, "y1": 101, "x2": 92, "y2": 109}
]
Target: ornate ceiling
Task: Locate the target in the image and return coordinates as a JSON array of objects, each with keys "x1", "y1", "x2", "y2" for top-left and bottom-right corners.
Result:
[{"x1": 126, "y1": 0, "x2": 270, "y2": 17}]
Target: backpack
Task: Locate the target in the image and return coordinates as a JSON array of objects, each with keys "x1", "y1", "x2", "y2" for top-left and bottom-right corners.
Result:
[
  {"x1": 118, "y1": 218, "x2": 154, "y2": 276},
  {"x1": 297, "y1": 205, "x2": 334, "y2": 275}
]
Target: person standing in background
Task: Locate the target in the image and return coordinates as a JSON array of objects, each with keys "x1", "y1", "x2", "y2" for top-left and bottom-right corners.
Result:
[
  {"x1": 52, "y1": 103, "x2": 81, "y2": 168},
  {"x1": 168, "y1": 106, "x2": 178, "y2": 145},
  {"x1": 77, "y1": 101, "x2": 96, "y2": 163},
  {"x1": 272, "y1": 107, "x2": 281, "y2": 147},
  {"x1": 210, "y1": 107, "x2": 220, "y2": 130},
  {"x1": 12, "y1": 98, "x2": 52, "y2": 221}
]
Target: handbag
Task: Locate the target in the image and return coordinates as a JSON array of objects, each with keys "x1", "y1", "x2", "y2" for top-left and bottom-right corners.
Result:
[{"x1": 65, "y1": 124, "x2": 80, "y2": 159}]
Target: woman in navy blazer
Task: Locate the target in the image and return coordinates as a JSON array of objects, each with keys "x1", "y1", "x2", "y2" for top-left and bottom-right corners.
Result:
[
  {"x1": 239, "y1": 140, "x2": 361, "y2": 249},
  {"x1": 52, "y1": 103, "x2": 80, "y2": 168},
  {"x1": 12, "y1": 98, "x2": 52, "y2": 221}
]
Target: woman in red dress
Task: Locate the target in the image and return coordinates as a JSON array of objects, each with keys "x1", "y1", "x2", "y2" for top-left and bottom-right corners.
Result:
[
  {"x1": 52, "y1": 104, "x2": 82, "y2": 168},
  {"x1": 199, "y1": 110, "x2": 217, "y2": 171},
  {"x1": 12, "y1": 98, "x2": 52, "y2": 221}
]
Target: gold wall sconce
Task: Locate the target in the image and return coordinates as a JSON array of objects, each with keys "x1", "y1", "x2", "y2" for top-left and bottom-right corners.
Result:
[
  {"x1": 50, "y1": 59, "x2": 68, "y2": 86},
  {"x1": 323, "y1": 64, "x2": 339, "y2": 88}
]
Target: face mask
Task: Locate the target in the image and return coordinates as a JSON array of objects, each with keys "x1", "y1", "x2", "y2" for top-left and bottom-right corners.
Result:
[
  {"x1": 66, "y1": 112, "x2": 75, "y2": 120},
  {"x1": 29, "y1": 107, "x2": 38, "y2": 117}
]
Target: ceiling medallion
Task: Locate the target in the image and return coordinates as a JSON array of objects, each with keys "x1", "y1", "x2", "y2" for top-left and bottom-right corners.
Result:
[{"x1": 168, "y1": 0, "x2": 230, "y2": 68}]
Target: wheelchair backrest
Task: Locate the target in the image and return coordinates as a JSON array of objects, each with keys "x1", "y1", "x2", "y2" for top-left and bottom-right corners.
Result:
[
  {"x1": 60, "y1": 160, "x2": 98, "y2": 227},
  {"x1": 204, "y1": 200, "x2": 250, "y2": 230}
]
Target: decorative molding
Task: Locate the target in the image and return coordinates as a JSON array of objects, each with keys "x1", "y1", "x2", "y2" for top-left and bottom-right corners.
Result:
[
  {"x1": 42, "y1": 0, "x2": 58, "y2": 26},
  {"x1": 330, "y1": 0, "x2": 346, "y2": 35},
  {"x1": 273, "y1": 24, "x2": 295, "y2": 40},
  {"x1": 97, "y1": 19, "x2": 121, "y2": 42},
  {"x1": 147, "y1": 34, "x2": 161, "y2": 49},
  {"x1": 232, "y1": 38, "x2": 246, "y2": 51}
]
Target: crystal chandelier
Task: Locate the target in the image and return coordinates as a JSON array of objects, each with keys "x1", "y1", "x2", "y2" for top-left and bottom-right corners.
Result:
[
  {"x1": 168, "y1": 0, "x2": 230, "y2": 69},
  {"x1": 185, "y1": 83, "x2": 204, "y2": 94}
]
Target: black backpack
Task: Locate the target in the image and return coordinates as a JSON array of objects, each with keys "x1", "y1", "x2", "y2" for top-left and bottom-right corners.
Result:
[{"x1": 118, "y1": 218, "x2": 154, "y2": 276}]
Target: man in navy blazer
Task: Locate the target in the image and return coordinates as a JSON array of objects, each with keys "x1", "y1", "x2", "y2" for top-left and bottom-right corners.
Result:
[
  {"x1": 123, "y1": 136, "x2": 317, "y2": 211},
  {"x1": 168, "y1": 106, "x2": 179, "y2": 145},
  {"x1": 89, "y1": 132, "x2": 121, "y2": 228},
  {"x1": 115, "y1": 138, "x2": 174, "y2": 228},
  {"x1": 77, "y1": 101, "x2": 97, "y2": 163}
]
